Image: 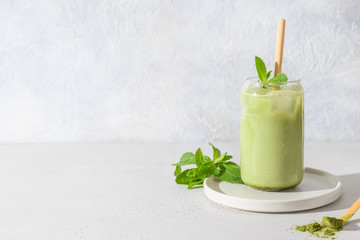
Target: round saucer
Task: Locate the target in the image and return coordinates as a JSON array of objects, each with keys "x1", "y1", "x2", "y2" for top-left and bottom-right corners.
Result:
[{"x1": 204, "y1": 167, "x2": 342, "y2": 213}]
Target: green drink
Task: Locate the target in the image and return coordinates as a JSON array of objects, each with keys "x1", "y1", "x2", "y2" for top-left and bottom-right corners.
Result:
[{"x1": 240, "y1": 80, "x2": 304, "y2": 190}]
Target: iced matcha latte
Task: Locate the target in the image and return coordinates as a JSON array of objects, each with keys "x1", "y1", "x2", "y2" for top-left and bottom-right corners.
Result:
[{"x1": 240, "y1": 80, "x2": 304, "y2": 190}]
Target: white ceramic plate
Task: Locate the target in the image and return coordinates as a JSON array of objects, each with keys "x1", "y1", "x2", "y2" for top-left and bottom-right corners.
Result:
[{"x1": 204, "y1": 167, "x2": 342, "y2": 213}]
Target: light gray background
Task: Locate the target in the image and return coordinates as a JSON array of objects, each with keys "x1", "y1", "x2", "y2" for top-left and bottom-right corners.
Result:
[{"x1": 0, "y1": 0, "x2": 359, "y2": 143}]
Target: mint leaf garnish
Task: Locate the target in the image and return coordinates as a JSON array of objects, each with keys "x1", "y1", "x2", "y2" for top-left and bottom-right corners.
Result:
[
  {"x1": 174, "y1": 165, "x2": 181, "y2": 176},
  {"x1": 175, "y1": 169, "x2": 197, "y2": 184},
  {"x1": 214, "y1": 153, "x2": 227, "y2": 162},
  {"x1": 266, "y1": 73, "x2": 288, "y2": 87},
  {"x1": 222, "y1": 155, "x2": 233, "y2": 162},
  {"x1": 186, "y1": 168, "x2": 198, "y2": 178},
  {"x1": 215, "y1": 152, "x2": 233, "y2": 163},
  {"x1": 266, "y1": 70, "x2": 272, "y2": 80},
  {"x1": 268, "y1": 72, "x2": 288, "y2": 82},
  {"x1": 203, "y1": 155, "x2": 212, "y2": 162},
  {"x1": 208, "y1": 143, "x2": 221, "y2": 160},
  {"x1": 198, "y1": 161, "x2": 216, "y2": 179},
  {"x1": 172, "y1": 152, "x2": 195, "y2": 166},
  {"x1": 172, "y1": 143, "x2": 243, "y2": 189},
  {"x1": 195, "y1": 148, "x2": 204, "y2": 168},
  {"x1": 214, "y1": 162, "x2": 244, "y2": 184},
  {"x1": 254, "y1": 56, "x2": 288, "y2": 87},
  {"x1": 188, "y1": 179, "x2": 204, "y2": 189},
  {"x1": 255, "y1": 56, "x2": 267, "y2": 82}
]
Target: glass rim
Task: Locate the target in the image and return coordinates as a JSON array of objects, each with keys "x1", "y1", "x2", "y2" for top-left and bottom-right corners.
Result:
[{"x1": 246, "y1": 77, "x2": 300, "y2": 84}]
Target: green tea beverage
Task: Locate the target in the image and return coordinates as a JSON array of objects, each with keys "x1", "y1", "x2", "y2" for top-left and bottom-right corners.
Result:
[{"x1": 240, "y1": 80, "x2": 304, "y2": 190}]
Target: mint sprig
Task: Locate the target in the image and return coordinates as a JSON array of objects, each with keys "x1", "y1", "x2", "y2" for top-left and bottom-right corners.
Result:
[
  {"x1": 255, "y1": 56, "x2": 271, "y2": 82},
  {"x1": 255, "y1": 56, "x2": 288, "y2": 87},
  {"x1": 172, "y1": 143, "x2": 244, "y2": 189}
]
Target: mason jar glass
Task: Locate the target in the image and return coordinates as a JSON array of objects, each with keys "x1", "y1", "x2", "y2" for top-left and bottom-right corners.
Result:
[{"x1": 240, "y1": 79, "x2": 304, "y2": 190}]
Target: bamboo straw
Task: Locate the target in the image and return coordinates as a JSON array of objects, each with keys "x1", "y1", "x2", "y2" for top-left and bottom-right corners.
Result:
[
  {"x1": 274, "y1": 19, "x2": 286, "y2": 76},
  {"x1": 341, "y1": 197, "x2": 360, "y2": 226},
  {"x1": 273, "y1": 19, "x2": 286, "y2": 90}
]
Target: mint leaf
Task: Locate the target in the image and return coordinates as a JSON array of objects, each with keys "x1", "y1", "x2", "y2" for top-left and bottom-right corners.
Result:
[
  {"x1": 198, "y1": 161, "x2": 216, "y2": 179},
  {"x1": 254, "y1": 56, "x2": 289, "y2": 88},
  {"x1": 209, "y1": 143, "x2": 221, "y2": 160},
  {"x1": 173, "y1": 145, "x2": 244, "y2": 188},
  {"x1": 215, "y1": 153, "x2": 233, "y2": 163},
  {"x1": 266, "y1": 73, "x2": 288, "y2": 87},
  {"x1": 176, "y1": 168, "x2": 202, "y2": 185},
  {"x1": 255, "y1": 56, "x2": 267, "y2": 82},
  {"x1": 215, "y1": 162, "x2": 244, "y2": 184},
  {"x1": 222, "y1": 155, "x2": 233, "y2": 162},
  {"x1": 268, "y1": 73, "x2": 288, "y2": 82},
  {"x1": 172, "y1": 152, "x2": 195, "y2": 166},
  {"x1": 266, "y1": 70, "x2": 272, "y2": 80},
  {"x1": 214, "y1": 153, "x2": 226, "y2": 162},
  {"x1": 186, "y1": 168, "x2": 198, "y2": 178},
  {"x1": 195, "y1": 148, "x2": 204, "y2": 168},
  {"x1": 174, "y1": 165, "x2": 181, "y2": 176},
  {"x1": 188, "y1": 179, "x2": 204, "y2": 189},
  {"x1": 175, "y1": 169, "x2": 194, "y2": 184},
  {"x1": 203, "y1": 155, "x2": 212, "y2": 162}
]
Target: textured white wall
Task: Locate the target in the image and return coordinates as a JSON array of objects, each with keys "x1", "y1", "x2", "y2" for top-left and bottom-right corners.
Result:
[{"x1": 0, "y1": 0, "x2": 359, "y2": 142}]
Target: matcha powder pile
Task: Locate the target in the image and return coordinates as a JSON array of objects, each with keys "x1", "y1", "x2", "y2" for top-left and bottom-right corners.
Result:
[{"x1": 295, "y1": 216, "x2": 344, "y2": 239}]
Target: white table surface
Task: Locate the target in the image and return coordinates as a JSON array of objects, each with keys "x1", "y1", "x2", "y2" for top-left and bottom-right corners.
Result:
[{"x1": 0, "y1": 142, "x2": 359, "y2": 240}]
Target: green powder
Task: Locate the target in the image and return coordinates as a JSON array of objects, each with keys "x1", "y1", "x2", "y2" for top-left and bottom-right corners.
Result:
[
  {"x1": 322, "y1": 217, "x2": 343, "y2": 230},
  {"x1": 295, "y1": 216, "x2": 344, "y2": 239},
  {"x1": 296, "y1": 222, "x2": 322, "y2": 234}
]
